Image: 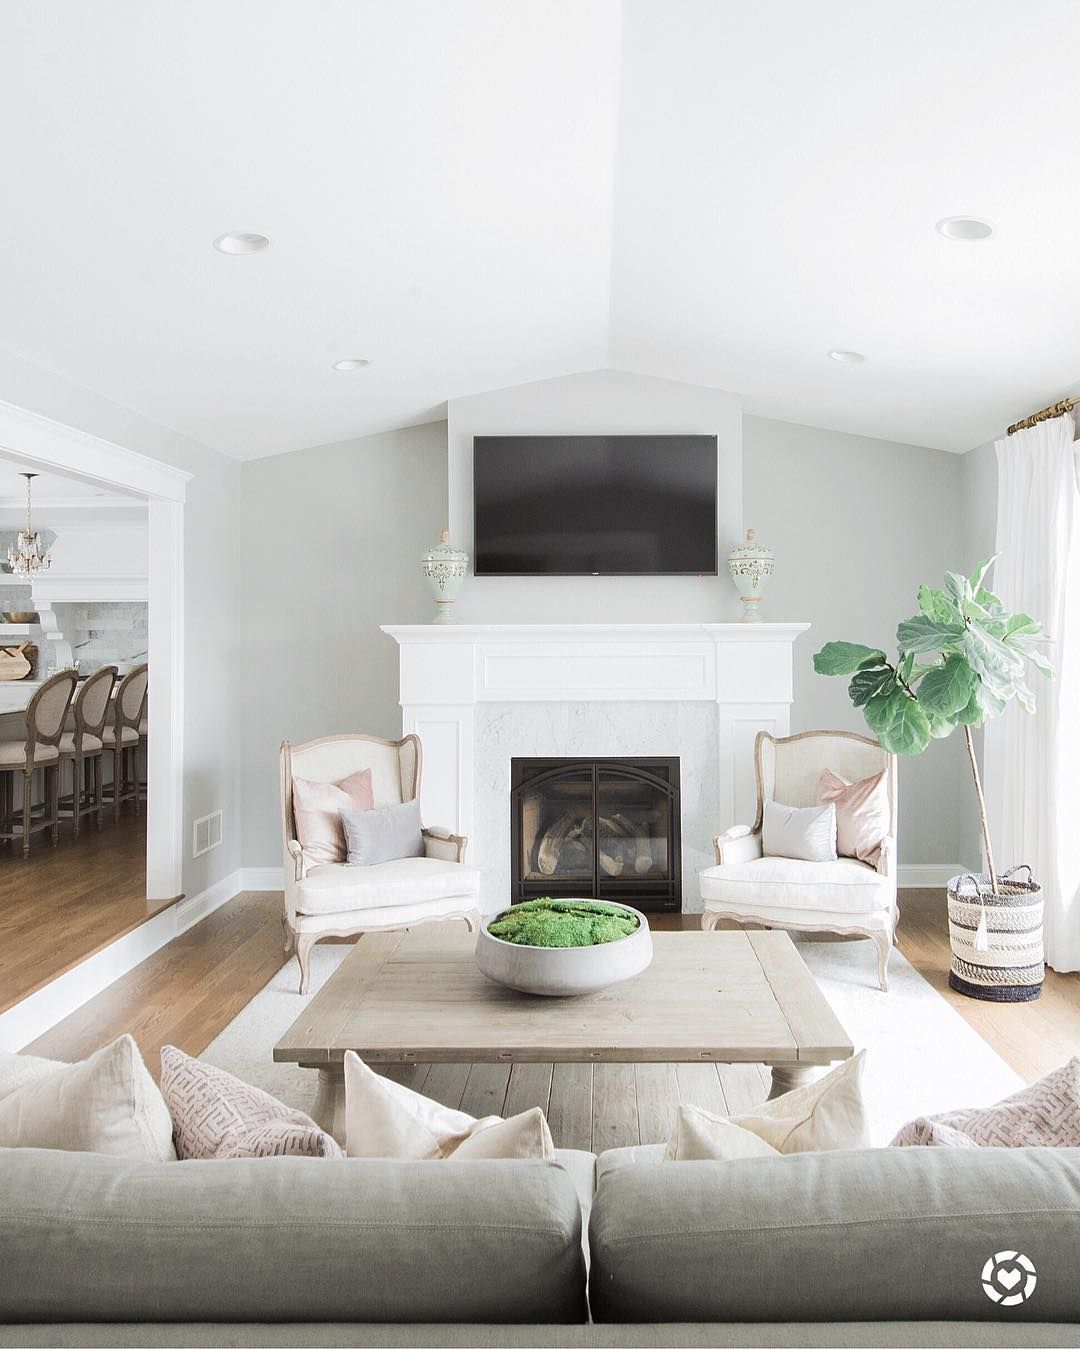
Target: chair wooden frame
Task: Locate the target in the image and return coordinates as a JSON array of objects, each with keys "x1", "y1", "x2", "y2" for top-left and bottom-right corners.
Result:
[
  {"x1": 700, "y1": 729, "x2": 899, "y2": 991},
  {"x1": 103, "y1": 664, "x2": 148, "y2": 823},
  {"x1": 0, "y1": 669, "x2": 77, "y2": 857},
  {"x1": 59, "y1": 665, "x2": 118, "y2": 837},
  {"x1": 280, "y1": 732, "x2": 481, "y2": 993}
]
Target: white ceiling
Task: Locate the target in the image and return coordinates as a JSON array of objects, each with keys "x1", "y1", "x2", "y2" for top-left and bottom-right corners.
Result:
[{"x1": 1, "y1": 0, "x2": 1079, "y2": 459}]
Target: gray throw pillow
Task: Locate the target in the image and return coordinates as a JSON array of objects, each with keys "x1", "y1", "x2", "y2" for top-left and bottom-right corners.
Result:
[
  {"x1": 342, "y1": 799, "x2": 424, "y2": 866},
  {"x1": 761, "y1": 798, "x2": 837, "y2": 862}
]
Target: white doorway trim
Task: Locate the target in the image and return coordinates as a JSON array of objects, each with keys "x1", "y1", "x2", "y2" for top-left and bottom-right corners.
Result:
[{"x1": 0, "y1": 397, "x2": 191, "y2": 899}]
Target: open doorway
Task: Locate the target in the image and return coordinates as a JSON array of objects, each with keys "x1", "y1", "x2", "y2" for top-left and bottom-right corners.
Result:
[{"x1": 0, "y1": 453, "x2": 175, "y2": 1012}]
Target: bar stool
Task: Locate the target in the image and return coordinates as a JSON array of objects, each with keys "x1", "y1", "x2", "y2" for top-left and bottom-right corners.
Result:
[
  {"x1": 0, "y1": 670, "x2": 77, "y2": 856},
  {"x1": 104, "y1": 664, "x2": 148, "y2": 822},
  {"x1": 59, "y1": 665, "x2": 117, "y2": 836}
]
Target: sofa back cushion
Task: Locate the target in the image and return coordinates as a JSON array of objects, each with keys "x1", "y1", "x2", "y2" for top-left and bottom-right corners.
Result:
[
  {"x1": 0, "y1": 1149, "x2": 586, "y2": 1324},
  {"x1": 589, "y1": 1147, "x2": 1080, "y2": 1324}
]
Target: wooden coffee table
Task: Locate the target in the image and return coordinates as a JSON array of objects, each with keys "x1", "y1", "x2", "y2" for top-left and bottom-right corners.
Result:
[{"x1": 274, "y1": 926, "x2": 852, "y2": 1141}]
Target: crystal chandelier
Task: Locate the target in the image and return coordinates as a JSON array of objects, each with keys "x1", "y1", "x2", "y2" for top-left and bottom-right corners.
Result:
[{"x1": 7, "y1": 473, "x2": 51, "y2": 578}]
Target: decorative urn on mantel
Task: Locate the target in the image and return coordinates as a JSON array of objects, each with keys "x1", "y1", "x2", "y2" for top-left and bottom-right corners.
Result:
[
  {"x1": 727, "y1": 528, "x2": 774, "y2": 622},
  {"x1": 421, "y1": 530, "x2": 469, "y2": 624}
]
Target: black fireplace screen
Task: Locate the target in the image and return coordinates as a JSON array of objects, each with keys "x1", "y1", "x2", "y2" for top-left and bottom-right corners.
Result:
[{"x1": 510, "y1": 757, "x2": 680, "y2": 911}]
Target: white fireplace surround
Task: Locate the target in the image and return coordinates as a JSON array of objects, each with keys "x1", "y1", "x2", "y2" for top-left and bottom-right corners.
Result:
[{"x1": 382, "y1": 623, "x2": 809, "y2": 912}]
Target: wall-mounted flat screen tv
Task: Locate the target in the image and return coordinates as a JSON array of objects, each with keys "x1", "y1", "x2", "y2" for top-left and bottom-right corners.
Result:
[{"x1": 473, "y1": 434, "x2": 718, "y2": 576}]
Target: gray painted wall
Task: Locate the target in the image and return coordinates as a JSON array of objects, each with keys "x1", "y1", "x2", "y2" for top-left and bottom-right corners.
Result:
[
  {"x1": 238, "y1": 423, "x2": 448, "y2": 866},
  {"x1": 743, "y1": 415, "x2": 979, "y2": 868}
]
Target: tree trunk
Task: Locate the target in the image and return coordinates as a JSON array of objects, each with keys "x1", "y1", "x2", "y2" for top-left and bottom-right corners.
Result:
[{"x1": 963, "y1": 724, "x2": 998, "y2": 894}]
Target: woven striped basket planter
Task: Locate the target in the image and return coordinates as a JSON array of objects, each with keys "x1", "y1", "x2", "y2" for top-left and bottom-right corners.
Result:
[{"x1": 947, "y1": 866, "x2": 1043, "y2": 1003}]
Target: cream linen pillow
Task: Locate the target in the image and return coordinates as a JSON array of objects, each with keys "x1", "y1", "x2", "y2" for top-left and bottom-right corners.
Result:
[
  {"x1": 344, "y1": 1051, "x2": 554, "y2": 1160},
  {"x1": 816, "y1": 768, "x2": 890, "y2": 868},
  {"x1": 664, "y1": 1051, "x2": 869, "y2": 1160},
  {"x1": 0, "y1": 1035, "x2": 176, "y2": 1161},
  {"x1": 0, "y1": 1050, "x2": 66, "y2": 1103}
]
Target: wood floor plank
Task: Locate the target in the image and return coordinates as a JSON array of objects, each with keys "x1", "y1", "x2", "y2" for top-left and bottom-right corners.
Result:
[
  {"x1": 675, "y1": 1061, "x2": 728, "y2": 1114},
  {"x1": 592, "y1": 1062, "x2": 638, "y2": 1152},
  {"x1": 547, "y1": 1062, "x2": 593, "y2": 1151},
  {"x1": 634, "y1": 1061, "x2": 679, "y2": 1144},
  {"x1": 460, "y1": 1062, "x2": 512, "y2": 1118},
  {"x1": 421, "y1": 1062, "x2": 472, "y2": 1112},
  {"x1": 504, "y1": 1061, "x2": 553, "y2": 1118}
]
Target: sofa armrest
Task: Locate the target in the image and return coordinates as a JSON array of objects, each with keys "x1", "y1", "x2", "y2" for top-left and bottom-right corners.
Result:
[
  {"x1": 713, "y1": 826, "x2": 763, "y2": 867},
  {"x1": 423, "y1": 826, "x2": 468, "y2": 864}
]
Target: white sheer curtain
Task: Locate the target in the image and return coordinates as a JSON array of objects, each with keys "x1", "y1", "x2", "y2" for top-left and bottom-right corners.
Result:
[{"x1": 985, "y1": 414, "x2": 1080, "y2": 972}]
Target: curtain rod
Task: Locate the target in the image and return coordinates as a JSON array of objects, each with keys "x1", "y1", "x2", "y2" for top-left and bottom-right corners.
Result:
[{"x1": 1007, "y1": 396, "x2": 1080, "y2": 436}]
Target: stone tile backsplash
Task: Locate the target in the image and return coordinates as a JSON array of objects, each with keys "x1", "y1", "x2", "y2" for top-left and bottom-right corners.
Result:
[{"x1": 52, "y1": 602, "x2": 148, "y2": 674}]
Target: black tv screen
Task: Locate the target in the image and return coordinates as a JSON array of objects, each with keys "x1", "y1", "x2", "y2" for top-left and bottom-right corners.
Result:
[{"x1": 473, "y1": 435, "x2": 718, "y2": 576}]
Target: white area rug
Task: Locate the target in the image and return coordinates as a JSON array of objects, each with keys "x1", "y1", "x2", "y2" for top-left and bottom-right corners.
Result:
[{"x1": 202, "y1": 934, "x2": 1023, "y2": 1147}]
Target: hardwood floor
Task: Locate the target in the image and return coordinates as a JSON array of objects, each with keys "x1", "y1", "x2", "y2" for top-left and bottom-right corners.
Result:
[
  {"x1": 24, "y1": 888, "x2": 1080, "y2": 1141},
  {"x1": 0, "y1": 809, "x2": 173, "y2": 1014}
]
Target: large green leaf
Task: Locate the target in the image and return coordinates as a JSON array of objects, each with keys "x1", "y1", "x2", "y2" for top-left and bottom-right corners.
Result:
[
  {"x1": 976, "y1": 680, "x2": 1009, "y2": 719},
  {"x1": 926, "y1": 710, "x2": 957, "y2": 739},
  {"x1": 1009, "y1": 631, "x2": 1055, "y2": 677},
  {"x1": 848, "y1": 667, "x2": 896, "y2": 707},
  {"x1": 917, "y1": 585, "x2": 960, "y2": 624},
  {"x1": 878, "y1": 694, "x2": 933, "y2": 756},
  {"x1": 813, "y1": 642, "x2": 888, "y2": 677},
  {"x1": 955, "y1": 691, "x2": 984, "y2": 727},
  {"x1": 863, "y1": 689, "x2": 901, "y2": 736},
  {"x1": 944, "y1": 571, "x2": 973, "y2": 609},
  {"x1": 916, "y1": 655, "x2": 976, "y2": 718},
  {"x1": 964, "y1": 624, "x2": 1024, "y2": 691},
  {"x1": 969, "y1": 555, "x2": 999, "y2": 592},
  {"x1": 896, "y1": 615, "x2": 965, "y2": 654}
]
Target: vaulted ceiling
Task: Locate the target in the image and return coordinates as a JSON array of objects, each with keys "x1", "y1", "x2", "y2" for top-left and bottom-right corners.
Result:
[{"x1": 1, "y1": 0, "x2": 1078, "y2": 459}]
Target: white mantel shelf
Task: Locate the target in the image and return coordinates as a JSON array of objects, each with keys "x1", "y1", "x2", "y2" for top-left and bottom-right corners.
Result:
[{"x1": 382, "y1": 622, "x2": 811, "y2": 903}]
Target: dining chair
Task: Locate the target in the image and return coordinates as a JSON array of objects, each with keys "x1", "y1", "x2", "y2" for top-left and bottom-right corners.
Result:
[
  {"x1": 59, "y1": 665, "x2": 118, "y2": 836},
  {"x1": 104, "y1": 663, "x2": 148, "y2": 822},
  {"x1": 0, "y1": 669, "x2": 78, "y2": 856}
]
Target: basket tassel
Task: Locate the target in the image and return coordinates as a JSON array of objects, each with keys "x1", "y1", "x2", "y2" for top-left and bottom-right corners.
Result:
[{"x1": 974, "y1": 903, "x2": 989, "y2": 952}]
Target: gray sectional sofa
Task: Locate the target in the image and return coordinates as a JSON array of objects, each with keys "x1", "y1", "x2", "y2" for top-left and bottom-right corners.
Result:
[{"x1": 2, "y1": 1144, "x2": 1079, "y2": 1347}]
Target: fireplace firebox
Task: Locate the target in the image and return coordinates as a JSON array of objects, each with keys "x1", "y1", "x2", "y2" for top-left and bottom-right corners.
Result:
[{"x1": 510, "y1": 757, "x2": 680, "y2": 912}]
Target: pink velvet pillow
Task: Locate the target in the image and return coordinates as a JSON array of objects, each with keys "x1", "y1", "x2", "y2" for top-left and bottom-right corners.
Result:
[
  {"x1": 292, "y1": 769, "x2": 374, "y2": 867},
  {"x1": 816, "y1": 767, "x2": 889, "y2": 868}
]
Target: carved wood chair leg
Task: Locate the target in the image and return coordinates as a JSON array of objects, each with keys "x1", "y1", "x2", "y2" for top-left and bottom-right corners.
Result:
[
  {"x1": 463, "y1": 912, "x2": 480, "y2": 934},
  {"x1": 49, "y1": 764, "x2": 60, "y2": 845},
  {"x1": 281, "y1": 910, "x2": 295, "y2": 954},
  {"x1": 71, "y1": 756, "x2": 81, "y2": 838},
  {"x1": 701, "y1": 910, "x2": 721, "y2": 931},
  {"x1": 296, "y1": 934, "x2": 318, "y2": 994},
  {"x1": 873, "y1": 932, "x2": 891, "y2": 992},
  {"x1": 96, "y1": 755, "x2": 105, "y2": 828},
  {"x1": 112, "y1": 750, "x2": 122, "y2": 822},
  {"x1": 22, "y1": 769, "x2": 33, "y2": 857}
]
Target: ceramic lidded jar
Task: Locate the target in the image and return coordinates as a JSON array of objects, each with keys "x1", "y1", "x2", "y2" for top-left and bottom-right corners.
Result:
[
  {"x1": 421, "y1": 530, "x2": 469, "y2": 624},
  {"x1": 727, "y1": 528, "x2": 774, "y2": 621}
]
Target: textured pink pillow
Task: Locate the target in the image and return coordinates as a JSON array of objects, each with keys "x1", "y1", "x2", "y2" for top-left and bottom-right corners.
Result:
[
  {"x1": 891, "y1": 1058, "x2": 1080, "y2": 1149},
  {"x1": 816, "y1": 767, "x2": 889, "y2": 868},
  {"x1": 292, "y1": 769, "x2": 374, "y2": 867},
  {"x1": 160, "y1": 1046, "x2": 342, "y2": 1159}
]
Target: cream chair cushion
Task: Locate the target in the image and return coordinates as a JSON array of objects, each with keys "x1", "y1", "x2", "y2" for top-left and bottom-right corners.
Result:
[
  {"x1": 0, "y1": 742, "x2": 59, "y2": 767},
  {"x1": 700, "y1": 854, "x2": 890, "y2": 915},
  {"x1": 295, "y1": 856, "x2": 481, "y2": 917},
  {"x1": 59, "y1": 732, "x2": 103, "y2": 754}
]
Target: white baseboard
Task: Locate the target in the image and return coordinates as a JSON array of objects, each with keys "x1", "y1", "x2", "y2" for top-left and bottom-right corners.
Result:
[
  {"x1": 0, "y1": 868, "x2": 244, "y2": 1052},
  {"x1": 897, "y1": 863, "x2": 971, "y2": 889},
  {"x1": 239, "y1": 866, "x2": 285, "y2": 892}
]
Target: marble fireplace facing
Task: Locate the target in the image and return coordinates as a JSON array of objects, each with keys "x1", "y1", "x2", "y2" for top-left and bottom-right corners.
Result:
[{"x1": 382, "y1": 623, "x2": 809, "y2": 914}]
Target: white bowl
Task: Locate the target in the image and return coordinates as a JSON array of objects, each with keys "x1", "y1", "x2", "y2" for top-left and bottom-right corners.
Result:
[{"x1": 475, "y1": 901, "x2": 653, "y2": 997}]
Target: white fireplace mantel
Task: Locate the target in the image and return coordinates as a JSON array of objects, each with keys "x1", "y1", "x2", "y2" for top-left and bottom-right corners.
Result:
[{"x1": 381, "y1": 622, "x2": 810, "y2": 910}]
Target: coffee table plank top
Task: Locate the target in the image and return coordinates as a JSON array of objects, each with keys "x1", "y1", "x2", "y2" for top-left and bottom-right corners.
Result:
[{"x1": 274, "y1": 926, "x2": 852, "y2": 1069}]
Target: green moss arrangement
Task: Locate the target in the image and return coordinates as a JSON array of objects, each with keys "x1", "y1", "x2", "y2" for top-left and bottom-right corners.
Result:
[{"x1": 486, "y1": 898, "x2": 639, "y2": 948}]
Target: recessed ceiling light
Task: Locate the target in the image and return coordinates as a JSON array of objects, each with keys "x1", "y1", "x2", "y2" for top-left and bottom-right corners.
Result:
[
  {"x1": 213, "y1": 231, "x2": 271, "y2": 255},
  {"x1": 332, "y1": 358, "x2": 372, "y2": 371},
  {"x1": 828, "y1": 349, "x2": 865, "y2": 364},
  {"x1": 935, "y1": 216, "x2": 994, "y2": 242}
]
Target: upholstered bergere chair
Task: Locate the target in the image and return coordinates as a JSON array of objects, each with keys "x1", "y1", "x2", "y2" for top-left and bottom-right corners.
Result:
[
  {"x1": 699, "y1": 730, "x2": 898, "y2": 990},
  {"x1": 280, "y1": 732, "x2": 482, "y2": 992}
]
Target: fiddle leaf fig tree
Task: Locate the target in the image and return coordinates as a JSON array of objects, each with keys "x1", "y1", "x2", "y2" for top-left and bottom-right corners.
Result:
[{"x1": 813, "y1": 556, "x2": 1052, "y2": 894}]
